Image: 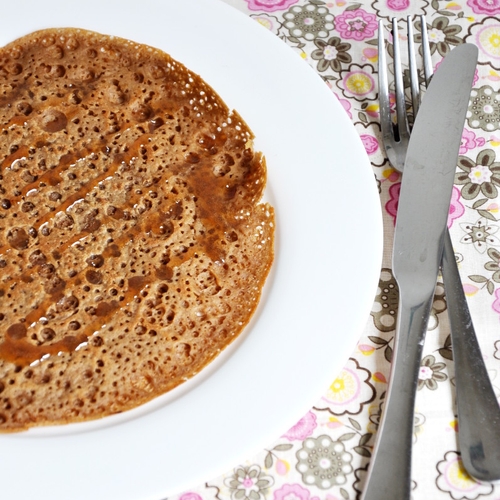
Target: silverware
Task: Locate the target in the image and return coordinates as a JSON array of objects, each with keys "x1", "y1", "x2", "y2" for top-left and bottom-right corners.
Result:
[
  {"x1": 379, "y1": 16, "x2": 500, "y2": 483},
  {"x1": 361, "y1": 41, "x2": 478, "y2": 500},
  {"x1": 442, "y1": 225, "x2": 500, "y2": 481}
]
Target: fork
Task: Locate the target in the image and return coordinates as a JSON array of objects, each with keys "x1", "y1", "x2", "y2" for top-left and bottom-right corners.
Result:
[{"x1": 361, "y1": 16, "x2": 500, "y2": 499}]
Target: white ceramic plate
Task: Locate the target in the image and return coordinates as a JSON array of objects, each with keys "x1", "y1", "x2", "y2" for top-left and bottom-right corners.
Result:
[{"x1": 0, "y1": 1, "x2": 383, "y2": 499}]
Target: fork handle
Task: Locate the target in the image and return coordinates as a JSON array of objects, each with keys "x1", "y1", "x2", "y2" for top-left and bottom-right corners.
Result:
[
  {"x1": 442, "y1": 229, "x2": 500, "y2": 482},
  {"x1": 361, "y1": 292, "x2": 433, "y2": 500}
]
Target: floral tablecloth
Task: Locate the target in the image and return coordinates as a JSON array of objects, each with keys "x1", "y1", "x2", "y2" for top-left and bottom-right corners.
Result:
[{"x1": 170, "y1": 1, "x2": 500, "y2": 499}]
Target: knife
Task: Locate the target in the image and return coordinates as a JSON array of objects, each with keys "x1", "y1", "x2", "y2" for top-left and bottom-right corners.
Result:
[
  {"x1": 442, "y1": 211, "x2": 500, "y2": 481},
  {"x1": 361, "y1": 43, "x2": 478, "y2": 500}
]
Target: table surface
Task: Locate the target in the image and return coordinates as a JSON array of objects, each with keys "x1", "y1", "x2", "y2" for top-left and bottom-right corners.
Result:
[{"x1": 169, "y1": 1, "x2": 500, "y2": 499}]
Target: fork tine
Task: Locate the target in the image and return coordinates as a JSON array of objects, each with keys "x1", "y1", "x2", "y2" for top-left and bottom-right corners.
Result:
[
  {"x1": 407, "y1": 16, "x2": 420, "y2": 120},
  {"x1": 391, "y1": 18, "x2": 410, "y2": 143},
  {"x1": 420, "y1": 15, "x2": 433, "y2": 85},
  {"x1": 378, "y1": 21, "x2": 393, "y2": 146}
]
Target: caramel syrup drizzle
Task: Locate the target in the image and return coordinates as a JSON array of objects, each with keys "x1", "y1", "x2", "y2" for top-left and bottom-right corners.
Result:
[
  {"x1": 0, "y1": 274, "x2": 149, "y2": 366},
  {"x1": 0, "y1": 135, "x2": 149, "y2": 254},
  {"x1": 0, "y1": 134, "x2": 161, "y2": 366},
  {"x1": 0, "y1": 37, "x2": 257, "y2": 368},
  {"x1": 0, "y1": 136, "x2": 236, "y2": 367}
]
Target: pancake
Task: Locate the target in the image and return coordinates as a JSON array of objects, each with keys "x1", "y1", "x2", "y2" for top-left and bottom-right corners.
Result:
[{"x1": 0, "y1": 28, "x2": 274, "y2": 431}]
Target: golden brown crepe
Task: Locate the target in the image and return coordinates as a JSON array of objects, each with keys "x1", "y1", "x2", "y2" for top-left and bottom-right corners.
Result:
[{"x1": 0, "y1": 28, "x2": 274, "y2": 431}]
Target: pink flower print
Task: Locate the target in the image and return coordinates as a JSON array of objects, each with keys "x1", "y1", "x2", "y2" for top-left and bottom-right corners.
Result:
[
  {"x1": 334, "y1": 9, "x2": 378, "y2": 41},
  {"x1": 386, "y1": 182, "x2": 401, "y2": 224},
  {"x1": 493, "y1": 288, "x2": 500, "y2": 318},
  {"x1": 386, "y1": 0, "x2": 410, "y2": 10},
  {"x1": 448, "y1": 187, "x2": 465, "y2": 228},
  {"x1": 243, "y1": 0, "x2": 299, "y2": 11},
  {"x1": 491, "y1": 288, "x2": 500, "y2": 318},
  {"x1": 467, "y1": 0, "x2": 500, "y2": 14},
  {"x1": 282, "y1": 411, "x2": 317, "y2": 440},
  {"x1": 180, "y1": 494, "x2": 202, "y2": 500},
  {"x1": 362, "y1": 47, "x2": 378, "y2": 63},
  {"x1": 332, "y1": 91, "x2": 352, "y2": 119},
  {"x1": 274, "y1": 484, "x2": 319, "y2": 500},
  {"x1": 339, "y1": 98, "x2": 352, "y2": 118},
  {"x1": 360, "y1": 134, "x2": 379, "y2": 155},
  {"x1": 460, "y1": 128, "x2": 486, "y2": 154}
]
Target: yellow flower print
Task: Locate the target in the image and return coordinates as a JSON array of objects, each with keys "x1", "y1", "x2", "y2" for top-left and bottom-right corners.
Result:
[
  {"x1": 446, "y1": 460, "x2": 472, "y2": 488},
  {"x1": 317, "y1": 358, "x2": 375, "y2": 415},
  {"x1": 436, "y1": 451, "x2": 493, "y2": 498},
  {"x1": 345, "y1": 72, "x2": 373, "y2": 96},
  {"x1": 337, "y1": 64, "x2": 376, "y2": 102},
  {"x1": 466, "y1": 18, "x2": 500, "y2": 69},
  {"x1": 479, "y1": 27, "x2": 500, "y2": 58},
  {"x1": 326, "y1": 369, "x2": 358, "y2": 404}
]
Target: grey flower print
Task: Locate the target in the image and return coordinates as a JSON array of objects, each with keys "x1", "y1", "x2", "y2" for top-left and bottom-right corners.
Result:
[
  {"x1": 460, "y1": 219, "x2": 500, "y2": 253},
  {"x1": 415, "y1": 16, "x2": 462, "y2": 57},
  {"x1": 455, "y1": 149, "x2": 500, "y2": 200},
  {"x1": 418, "y1": 355, "x2": 447, "y2": 390},
  {"x1": 283, "y1": 4, "x2": 334, "y2": 41},
  {"x1": 224, "y1": 465, "x2": 274, "y2": 500},
  {"x1": 296, "y1": 434, "x2": 353, "y2": 489},
  {"x1": 311, "y1": 37, "x2": 351, "y2": 72},
  {"x1": 467, "y1": 85, "x2": 500, "y2": 132}
]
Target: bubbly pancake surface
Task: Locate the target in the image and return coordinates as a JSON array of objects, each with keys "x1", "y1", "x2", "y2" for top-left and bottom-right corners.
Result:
[{"x1": 0, "y1": 28, "x2": 274, "y2": 431}]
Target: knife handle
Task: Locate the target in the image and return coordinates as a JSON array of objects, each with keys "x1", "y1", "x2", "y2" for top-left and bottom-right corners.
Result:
[
  {"x1": 442, "y1": 229, "x2": 500, "y2": 482},
  {"x1": 361, "y1": 292, "x2": 433, "y2": 500}
]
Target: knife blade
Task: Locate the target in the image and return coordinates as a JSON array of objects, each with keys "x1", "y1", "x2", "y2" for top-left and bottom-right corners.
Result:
[{"x1": 361, "y1": 43, "x2": 478, "y2": 500}]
